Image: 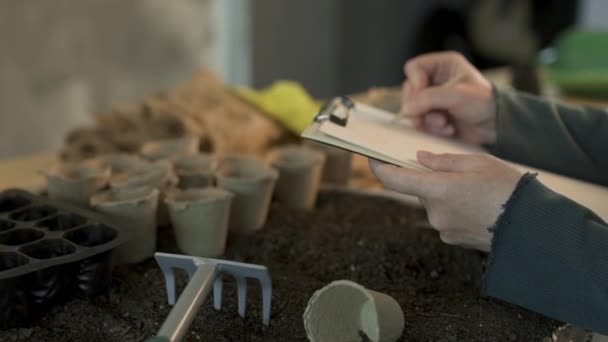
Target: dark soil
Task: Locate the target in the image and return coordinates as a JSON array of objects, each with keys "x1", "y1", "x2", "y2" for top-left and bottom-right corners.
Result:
[{"x1": 0, "y1": 191, "x2": 558, "y2": 342}]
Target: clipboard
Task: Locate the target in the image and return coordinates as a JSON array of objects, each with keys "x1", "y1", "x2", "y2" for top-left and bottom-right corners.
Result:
[
  {"x1": 303, "y1": 96, "x2": 485, "y2": 170},
  {"x1": 301, "y1": 96, "x2": 608, "y2": 220}
]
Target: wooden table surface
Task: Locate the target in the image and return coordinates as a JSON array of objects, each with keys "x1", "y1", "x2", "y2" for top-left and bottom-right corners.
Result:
[
  {"x1": 0, "y1": 153, "x2": 56, "y2": 191},
  {"x1": 1, "y1": 67, "x2": 606, "y2": 192}
]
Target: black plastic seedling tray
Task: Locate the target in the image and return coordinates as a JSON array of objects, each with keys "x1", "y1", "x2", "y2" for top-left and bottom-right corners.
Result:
[{"x1": 0, "y1": 189, "x2": 128, "y2": 329}]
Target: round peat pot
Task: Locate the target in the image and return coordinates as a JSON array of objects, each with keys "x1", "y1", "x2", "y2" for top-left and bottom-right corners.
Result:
[
  {"x1": 165, "y1": 187, "x2": 233, "y2": 257},
  {"x1": 110, "y1": 160, "x2": 176, "y2": 226},
  {"x1": 139, "y1": 136, "x2": 199, "y2": 161},
  {"x1": 85, "y1": 153, "x2": 146, "y2": 176},
  {"x1": 44, "y1": 163, "x2": 110, "y2": 208},
  {"x1": 268, "y1": 145, "x2": 325, "y2": 210},
  {"x1": 173, "y1": 154, "x2": 217, "y2": 189},
  {"x1": 91, "y1": 186, "x2": 159, "y2": 264},
  {"x1": 303, "y1": 140, "x2": 353, "y2": 186},
  {"x1": 109, "y1": 160, "x2": 176, "y2": 190},
  {"x1": 216, "y1": 155, "x2": 278, "y2": 233},
  {"x1": 303, "y1": 280, "x2": 405, "y2": 342}
]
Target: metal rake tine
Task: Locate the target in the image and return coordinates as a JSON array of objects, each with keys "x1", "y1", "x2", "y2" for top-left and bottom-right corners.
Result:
[
  {"x1": 151, "y1": 253, "x2": 274, "y2": 341},
  {"x1": 236, "y1": 276, "x2": 247, "y2": 318},
  {"x1": 213, "y1": 275, "x2": 223, "y2": 310},
  {"x1": 158, "y1": 263, "x2": 177, "y2": 304},
  {"x1": 259, "y1": 271, "x2": 272, "y2": 326},
  {"x1": 210, "y1": 259, "x2": 273, "y2": 326},
  {"x1": 154, "y1": 252, "x2": 199, "y2": 305}
]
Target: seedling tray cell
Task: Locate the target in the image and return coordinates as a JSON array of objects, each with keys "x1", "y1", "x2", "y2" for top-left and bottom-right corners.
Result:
[{"x1": 0, "y1": 189, "x2": 128, "y2": 329}]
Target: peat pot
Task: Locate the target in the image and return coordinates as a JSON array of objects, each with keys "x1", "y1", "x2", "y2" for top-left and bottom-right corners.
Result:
[
  {"x1": 216, "y1": 155, "x2": 278, "y2": 233},
  {"x1": 165, "y1": 187, "x2": 233, "y2": 257}
]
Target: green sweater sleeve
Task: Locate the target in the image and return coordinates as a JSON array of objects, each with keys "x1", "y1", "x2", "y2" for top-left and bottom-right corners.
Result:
[
  {"x1": 492, "y1": 88, "x2": 608, "y2": 186},
  {"x1": 483, "y1": 173, "x2": 608, "y2": 334}
]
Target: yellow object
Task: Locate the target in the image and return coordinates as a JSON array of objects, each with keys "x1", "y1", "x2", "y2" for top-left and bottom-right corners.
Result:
[{"x1": 234, "y1": 81, "x2": 322, "y2": 134}]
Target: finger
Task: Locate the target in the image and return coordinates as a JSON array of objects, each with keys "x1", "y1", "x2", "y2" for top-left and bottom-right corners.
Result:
[
  {"x1": 423, "y1": 112, "x2": 448, "y2": 127},
  {"x1": 403, "y1": 80, "x2": 411, "y2": 98},
  {"x1": 422, "y1": 112, "x2": 455, "y2": 136},
  {"x1": 400, "y1": 81, "x2": 412, "y2": 116},
  {"x1": 368, "y1": 159, "x2": 431, "y2": 197},
  {"x1": 411, "y1": 116, "x2": 424, "y2": 130},
  {"x1": 404, "y1": 60, "x2": 429, "y2": 92},
  {"x1": 417, "y1": 151, "x2": 483, "y2": 172},
  {"x1": 405, "y1": 86, "x2": 463, "y2": 118},
  {"x1": 404, "y1": 51, "x2": 465, "y2": 89},
  {"x1": 425, "y1": 122, "x2": 455, "y2": 137},
  {"x1": 411, "y1": 114, "x2": 454, "y2": 135},
  {"x1": 405, "y1": 68, "x2": 427, "y2": 93}
]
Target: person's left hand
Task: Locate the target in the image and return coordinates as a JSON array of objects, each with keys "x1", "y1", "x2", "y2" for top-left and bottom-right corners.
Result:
[{"x1": 369, "y1": 151, "x2": 522, "y2": 252}]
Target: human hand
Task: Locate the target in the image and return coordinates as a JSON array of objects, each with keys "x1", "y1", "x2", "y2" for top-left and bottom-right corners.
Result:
[
  {"x1": 401, "y1": 52, "x2": 497, "y2": 146},
  {"x1": 369, "y1": 151, "x2": 522, "y2": 252}
]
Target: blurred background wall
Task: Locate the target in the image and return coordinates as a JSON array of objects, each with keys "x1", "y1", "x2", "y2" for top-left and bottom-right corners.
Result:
[
  {"x1": 0, "y1": 0, "x2": 247, "y2": 159},
  {"x1": 251, "y1": 0, "x2": 580, "y2": 96},
  {"x1": 0, "y1": 0, "x2": 600, "y2": 159}
]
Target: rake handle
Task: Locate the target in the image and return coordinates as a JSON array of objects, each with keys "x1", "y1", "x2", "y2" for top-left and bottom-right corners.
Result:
[{"x1": 153, "y1": 263, "x2": 218, "y2": 342}]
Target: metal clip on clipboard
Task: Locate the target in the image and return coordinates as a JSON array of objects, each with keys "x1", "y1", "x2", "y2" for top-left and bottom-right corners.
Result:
[{"x1": 314, "y1": 96, "x2": 354, "y2": 127}]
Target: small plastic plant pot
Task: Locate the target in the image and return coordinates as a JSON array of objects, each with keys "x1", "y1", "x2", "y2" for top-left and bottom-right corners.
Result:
[
  {"x1": 44, "y1": 163, "x2": 110, "y2": 208},
  {"x1": 110, "y1": 160, "x2": 177, "y2": 226},
  {"x1": 140, "y1": 136, "x2": 200, "y2": 161},
  {"x1": 303, "y1": 280, "x2": 405, "y2": 342},
  {"x1": 165, "y1": 187, "x2": 233, "y2": 258},
  {"x1": 215, "y1": 155, "x2": 278, "y2": 233},
  {"x1": 303, "y1": 140, "x2": 353, "y2": 186},
  {"x1": 110, "y1": 160, "x2": 176, "y2": 190},
  {"x1": 267, "y1": 145, "x2": 325, "y2": 210},
  {"x1": 85, "y1": 153, "x2": 147, "y2": 176},
  {"x1": 91, "y1": 186, "x2": 159, "y2": 264},
  {"x1": 173, "y1": 154, "x2": 218, "y2": 189}
]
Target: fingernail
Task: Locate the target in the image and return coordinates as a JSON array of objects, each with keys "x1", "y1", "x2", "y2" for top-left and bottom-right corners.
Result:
[{"x1": 408, "y1": 74, "x2": 421, "y2": 90}]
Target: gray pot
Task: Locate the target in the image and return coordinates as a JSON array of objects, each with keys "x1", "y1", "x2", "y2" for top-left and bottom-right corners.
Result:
[
  {"x1": 303, "y1": 141, "x2": 353, "y2": 186},
  {"x1": 110, "y1": 160, "x2": 177, "y2": 226},
  {"x1": 268, "y1": 145, "x2": 325, "y2": 210},
  {"x1": 85, "y1": 153, "x2": 147, "y2": 176},
  {"x1": 44, "y1": 163, "x2": 110, "y2": 208},
  {"x1": 165, "y1": 187, "x2": 233, "y2": 257},
  {"x1": 140, "y1": 136, "x2": 200, "y2": 161},
  {"x1": 173, "y1": 154, "x2": 217, "y2": 189},
  {"x1": 91, "y1": 186, "x2": 159, "y2": 264},
  {"x1": 216, "y1": 155, "x2": 278, "y2": 233},
  {"x1": 304, "y1": 280, "x2": 405, "y2": 342},
  {"x1": 110, "y1": 160, "x2": 176, "y2": 189}
]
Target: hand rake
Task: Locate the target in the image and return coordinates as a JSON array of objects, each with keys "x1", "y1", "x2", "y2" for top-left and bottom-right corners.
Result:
[{"x1": 146, "y1": 252, "x2": 272, "y2": 342}]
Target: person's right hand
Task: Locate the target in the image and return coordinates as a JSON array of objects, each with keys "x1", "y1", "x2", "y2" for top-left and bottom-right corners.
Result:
[{"x1": 401, "y1": 51, "x2": 497, "y2": 146}]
